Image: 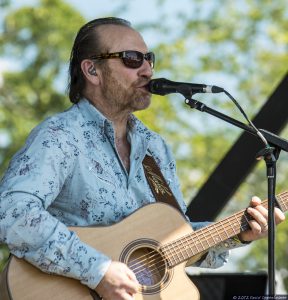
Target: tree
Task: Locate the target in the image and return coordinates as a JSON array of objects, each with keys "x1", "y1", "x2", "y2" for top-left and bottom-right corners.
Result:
[
  {"x1": 0, "y1": 0, "x2": 288, "y2": 290},
  {"x1": 0, "y1": 0, "x2": 86, "y2": 272},
  {"x1": 0, "y1": 0, "x2": 86, "y2": 170}
]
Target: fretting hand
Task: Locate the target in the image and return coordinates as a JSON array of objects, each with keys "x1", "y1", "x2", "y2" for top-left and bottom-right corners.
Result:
[{"x1": 238, "y1": 196, "x2": 285, "y2": 242}]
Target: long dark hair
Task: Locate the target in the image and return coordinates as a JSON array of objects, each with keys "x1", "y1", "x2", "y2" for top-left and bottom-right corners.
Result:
[{"x1": 68, "y1": 17, "x2": 132, "y2": 103}]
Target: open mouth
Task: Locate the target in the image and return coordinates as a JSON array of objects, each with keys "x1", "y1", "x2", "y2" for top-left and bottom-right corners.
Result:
[{"x1": 140, "y1": 84, "x2": 151, "y2": 93}]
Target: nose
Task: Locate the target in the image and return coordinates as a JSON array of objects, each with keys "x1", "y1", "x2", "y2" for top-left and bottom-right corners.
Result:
[{"x1": 138, "y1": 58, "x2": 153, "y2": 79}]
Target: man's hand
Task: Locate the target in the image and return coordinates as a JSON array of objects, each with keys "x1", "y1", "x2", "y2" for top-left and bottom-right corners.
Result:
[
  {"x1": 238, "y1": 196, "x2": 285, "y2": 242},
  {"x1": 95, "y1": 261, "x2": 139, "y2": 300}
]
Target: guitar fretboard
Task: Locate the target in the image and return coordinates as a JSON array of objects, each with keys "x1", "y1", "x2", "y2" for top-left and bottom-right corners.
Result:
[{"x1": 160, "y1": 191, "x2": 288, "y2": 267}]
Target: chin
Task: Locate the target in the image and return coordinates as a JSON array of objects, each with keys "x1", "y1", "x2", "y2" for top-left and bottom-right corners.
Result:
[{"x1": 134, "y1": 96, "x2": 151, "y2": 111}]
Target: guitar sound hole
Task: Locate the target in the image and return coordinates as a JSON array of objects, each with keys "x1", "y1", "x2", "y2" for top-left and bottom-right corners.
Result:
[
  {"x1": 127, "y1": 246, "x2": 166, "y2": 286},
  {"x1": 120, "y1": 238, "x2": 172, "y2": 294}
]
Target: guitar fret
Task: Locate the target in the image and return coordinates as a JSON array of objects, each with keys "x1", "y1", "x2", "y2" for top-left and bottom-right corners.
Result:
[
  {"x1": 173, "y1": 250, "x2": 181, "y2": 264},
  {"x1": 190, "y1": 232, "x2": 207, "y2": 254},
  {"x1": 193, "y1": 229, "x2": 212, "y2": 252},
  {"x1": 193, "y1": 235, "x2": 201, "y2": 253},
  {"x1": 282, "y1": 196, "x2": 287, "y2": 210},
  {"x1": 181, "y1": 237, "x2": 192, "y2": 259},
  {"x1": 219, "y1": 221, "x2": 230, "y2": 239},
  {"x1": 197, "y1": 232, "x2": 205, "y2": 251},
  {"x1": 172, "y1": 245, "x2": 180, "y2": 265},
  {"x1": 279, "y1": 193, "x2": 288, "y2": 210},
  {"x1": 179, "y1": 236, "x2": 194, "y2": 262},
  {"x1": 235, "y1": 213, "x2": 243, "y2": 231},
  {"x1": 176, "y1": 242, "x2": 186, "y2": 262},
  {"x1": 160, "y1": 190, "x2": 288, "y2": 268},
  {"x1": 186, "y1": 236, "x2": 197, "y2": 257},
  {"x1": 206, "y1": 225, "x2": 219, "y2": 246},
  {"x1": 201, "y1": 230, "x2": 212, "y2": 248},
  {"x1": 172, "y1": 241, "x2": 186, "y2": 265},
  {"x1": 278, "y1": 194, "x2": 283, "y2": 210},
  {"x1": 230, "y1": 219, "x2": 238, "y2": 235},
  {"x1": 203, "y1": 232, "x2": 212, "y2": 248},
  {"x1": 164, "y1": 244, "x2": 177, "y2": 266},
  {"x1": 214, "y1": 222, "x2": 225, "y2": 241},
  {"x1": 170, "y1": 249, "x2": 178, "y2": 265}
]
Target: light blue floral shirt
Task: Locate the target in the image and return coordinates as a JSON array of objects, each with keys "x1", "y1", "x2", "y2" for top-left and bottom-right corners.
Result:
[{"x1": 0, "y1": 99, "x2": 240, "y2": 289}]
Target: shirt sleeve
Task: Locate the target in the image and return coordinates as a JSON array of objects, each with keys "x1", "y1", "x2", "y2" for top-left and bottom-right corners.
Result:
[{"x1": 0, "y1": 123, "x2": 111, "y2": 289}]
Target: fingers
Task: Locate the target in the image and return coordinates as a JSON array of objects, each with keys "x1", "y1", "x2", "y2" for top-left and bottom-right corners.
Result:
[
  {"x1": 123, "y1": 277, "x2": 139, "y2": 295},
  {"x1": 274, "y1": 207, "x2": 286, "y2": 223},
  {"x1": 126, "y1": 266, "x2": 139, "y2": 285},
  {"x1": 238, "y1": 196, "x2": 285, "y2": 242},
  {"x1": 247, "y1": 197, "x2": 286, "y2": 232},
  {"x1": 247, "y1": 206, "x2": 268, "y2": 232},
  {"x1": 248, "y1": 196, "x2": 267, "y2": 232},
  {"x1": 95, "y1": 261, "x2": 139, "y2": 300},
  {"x1": 250, "y1": 196, "x2": 262, "y2": 207},
  {"x1": 249, "y1": 196, "x2": 285, "y2": 224},
  {"x1": 122, "y1": 265, "x2": 139, "y2": 294}
]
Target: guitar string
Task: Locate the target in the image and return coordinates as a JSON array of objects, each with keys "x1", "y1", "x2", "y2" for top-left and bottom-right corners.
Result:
[
  {"x1": 128, "y1": 193, "x2": 287, "y2": 270},
  {"x1": 128, "y1": 195, "x2": 287, "y2": 278},
  {"x1": 130, "y1": 215, "x2": 248, "y2": 278},
  {"x1": 129, "y1": 211, "x2": 249, "y2": 277},
  {"x1": 162, "y1": 210, "x2": 249, "y2": 252},
  {"x1": 132, "y1": 199, "x2": 286, "y2": 280},
  {"x1": 130, "y1": 193, "x2": 288, "y2": 277},
  {"x1": 128, "y1": 207, "x2": 250, "y2": 271},
  {"x1": 132, "y1": 214, "x2": 274, "y2": 280},
  {"x1": 130, "y1": 204, "x2": 259, "y2": 273},
  {"x1": 132, "y1": 257, "x2": 166, "y2": 281},
  {"x1": 150, "y1": 193, "x2": 286, "y2": 261},
  {"x1": 133, "y1": 196, "x2": 287, "y2": 281},
  {"x1": 132, "y1": 195, "x2": 288, "y2": 281},
  {"x1": 278, "y1": 193, "x2": 288, "y2": 210}
]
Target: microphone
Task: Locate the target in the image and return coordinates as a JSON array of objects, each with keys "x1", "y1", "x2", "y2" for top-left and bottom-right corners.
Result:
[{"x1": 147, "y1": 78, "x2": 224, "y2": 96}]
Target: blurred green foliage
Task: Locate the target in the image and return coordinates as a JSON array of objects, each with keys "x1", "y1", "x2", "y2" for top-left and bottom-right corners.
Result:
[{"x1": 0, "y1": 0, "x2": 287, "y2": 290}]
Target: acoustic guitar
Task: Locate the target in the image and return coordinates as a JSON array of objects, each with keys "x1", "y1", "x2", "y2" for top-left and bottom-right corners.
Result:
[{"x1": 1, "y1": 191, "x2": 287, "y2": 300}]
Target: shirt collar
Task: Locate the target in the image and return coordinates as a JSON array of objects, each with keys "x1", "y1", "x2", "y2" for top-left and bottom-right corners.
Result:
[
  {"x1": 77, "y1": 98, "x2": 151, "y2": 139},
  {"x1": 77, "y1": 98, "x2": 152, "y2": 176},
  {"x1": 77, "y1": 98, "x2": 107, "y2": 129}
]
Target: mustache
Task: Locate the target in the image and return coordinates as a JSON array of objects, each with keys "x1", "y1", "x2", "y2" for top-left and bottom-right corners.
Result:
[{"x1": 133, "y1": 77, "x2": 151, "y2": 88}]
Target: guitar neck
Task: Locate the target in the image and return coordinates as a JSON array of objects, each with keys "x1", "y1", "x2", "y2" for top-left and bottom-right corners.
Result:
[{"x1": 161, "y1": 191, "x2": 288, "y2": 267}]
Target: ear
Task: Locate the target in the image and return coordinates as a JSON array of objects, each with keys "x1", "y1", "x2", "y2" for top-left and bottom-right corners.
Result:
[{"x1": 81, "y1": 59, "x2": 100, "y2": 85}]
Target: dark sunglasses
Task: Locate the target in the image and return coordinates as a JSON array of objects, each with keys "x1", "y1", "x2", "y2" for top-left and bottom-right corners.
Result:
[{"x1": 90, "y1": 50, "x2": 155, "y2": 69}]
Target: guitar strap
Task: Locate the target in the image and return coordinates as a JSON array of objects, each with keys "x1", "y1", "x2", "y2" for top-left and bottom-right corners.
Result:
[{"x1": 142, "y1": 155, "x2": 183, "y2": 214}]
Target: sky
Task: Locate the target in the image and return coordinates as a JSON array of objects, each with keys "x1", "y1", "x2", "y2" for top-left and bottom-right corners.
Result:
[
  {"x1": 1, "y1": 0, "x2": 196, "y2": 50},
  {"x1": 0, "y1": 0, "x2": 187, "y2": 78},
  {"x1": 2, "y1": 0, "x2": 189, "y2": 28},
  {"x1": 1, "y1": 0, "x2": 239, "y2": 96}
]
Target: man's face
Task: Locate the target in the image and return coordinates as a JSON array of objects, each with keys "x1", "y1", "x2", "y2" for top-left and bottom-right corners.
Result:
[{"x1": 97, "y1": 26, "x2": 153, "y2": 114}]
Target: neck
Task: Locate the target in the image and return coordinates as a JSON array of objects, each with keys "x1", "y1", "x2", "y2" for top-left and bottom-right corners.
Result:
[
  {"x1": 114, "y1": 116, "x2": 132, "y2": 172},
  {"x1": 84, "y1": 92, "x2": 132, "y2": 171},
  {"x1": 114, "y1": 123, "x2": 131, "y2": 172},
  {"x1": 84, "y1": 92, "x2": 132, "y2": 128}
]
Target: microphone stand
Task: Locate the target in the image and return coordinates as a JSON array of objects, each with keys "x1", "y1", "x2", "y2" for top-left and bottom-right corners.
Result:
[{"x1": 182, "y1": 93, "x2": 288, "y2": 297}]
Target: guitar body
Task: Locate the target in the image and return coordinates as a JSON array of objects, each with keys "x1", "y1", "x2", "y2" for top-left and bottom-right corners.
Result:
[{"x1": 1, "y1": 203, "x2": 200, "y2": 300}]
